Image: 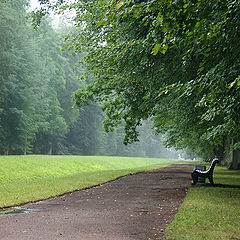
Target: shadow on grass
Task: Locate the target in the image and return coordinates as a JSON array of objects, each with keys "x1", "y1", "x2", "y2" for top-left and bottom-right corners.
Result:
[
  {"x1": 193, "y1": 183, "x2": 240, "y2": 189},
  {"x1": 216, "y1": 169, "x2": 240, "y2": 175},
  {"x1": 212, "y1": 183, "x2": 240, "y2": 189}
]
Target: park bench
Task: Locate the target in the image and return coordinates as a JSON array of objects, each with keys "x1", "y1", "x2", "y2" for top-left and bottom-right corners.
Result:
[{"x1": 191, "y1": 158, "x2": 219, "y2": 185}]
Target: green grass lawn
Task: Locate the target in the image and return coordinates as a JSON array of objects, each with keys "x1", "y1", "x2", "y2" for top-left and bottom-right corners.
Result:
[
  {"x1": 2, "y1": 155, "x2": 239, "y2": 239},
  {"x1": 0, "y1": 155, "x2": 182, "y2": 208},
  {"x1": 166, "y1": 165, "x2": 240, "y2": 240}
]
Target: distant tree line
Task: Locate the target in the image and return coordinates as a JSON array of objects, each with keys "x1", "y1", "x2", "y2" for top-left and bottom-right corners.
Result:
[{"x1": 0, "y1": 0, "x2": 178, "y2": 159}]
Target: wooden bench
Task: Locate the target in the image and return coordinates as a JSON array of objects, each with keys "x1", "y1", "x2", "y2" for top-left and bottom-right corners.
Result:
[{"x1": 191, "y1": 158, "x2": 219, "y2": 185}]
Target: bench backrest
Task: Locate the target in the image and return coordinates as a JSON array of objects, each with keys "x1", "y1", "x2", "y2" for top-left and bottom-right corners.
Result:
[{"x1": 207, "y1": 158, "x2": 219, "y2": 174}]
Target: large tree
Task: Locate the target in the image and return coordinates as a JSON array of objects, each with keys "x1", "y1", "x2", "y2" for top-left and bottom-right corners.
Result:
[
  {"x1": 0, "y1": 0, "x2": 42, "y2": 154},
  {"x1": 0, "y1": 0, "x2": 80, "y2": 155},
  {"x1": 36, "y1": 0, "x2": 240, "y2": 167}
]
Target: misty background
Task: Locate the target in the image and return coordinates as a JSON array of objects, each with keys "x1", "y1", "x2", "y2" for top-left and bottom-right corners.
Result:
[{"x1": 0, "y1": 0, "x2": 184, "y2": 159}]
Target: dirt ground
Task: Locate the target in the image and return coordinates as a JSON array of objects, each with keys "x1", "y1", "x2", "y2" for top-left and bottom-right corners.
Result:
[{"x1": 0, "y1": 164, "x2": 194, "y2": 240}]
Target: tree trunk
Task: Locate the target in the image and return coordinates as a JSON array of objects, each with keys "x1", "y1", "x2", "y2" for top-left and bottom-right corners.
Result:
[
  {"x1": 213, "y1": 142, "x2": 224, "y2": 163},
  {"x1": 4, "y1": 150, "x2": 8, "y2": 155},
  {"x1": 48, "y1": 142, "x2": 52, "y2": 155},
  {"x1": 229, "y1": 139, "x2": 240, "y2": 170},
  {"x1": 222, "y1": 138, "x2": 232, "y2": 166},
  {"x1": 229, "y1": 150, "x2": 240, "y2": 169},
  {"x1": 222, "y1": 138, "x2": 240, "y2": 170}
]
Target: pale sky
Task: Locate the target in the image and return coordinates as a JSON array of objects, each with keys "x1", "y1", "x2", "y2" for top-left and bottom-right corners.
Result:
[
  {"x1": 30, "y1": 0, "x2": 41, "y2": 10},
  {"x1": 29, "y1": 0, "x2": 76, "y2": 29},
  {"x1": 29, "y1": 0, "x2": 62, "y2": 29}
]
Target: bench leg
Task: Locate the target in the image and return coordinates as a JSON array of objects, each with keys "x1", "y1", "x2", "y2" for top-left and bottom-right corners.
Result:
[
  {"x1": 191, "y1": 171, "x2": 198, "y2": 185},
  {"x1": 208, "y1": 176, "x2": 214, "y2": 185}
]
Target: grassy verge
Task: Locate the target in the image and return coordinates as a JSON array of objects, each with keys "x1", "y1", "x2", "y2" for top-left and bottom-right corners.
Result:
[
  {"x1": 0, "y1": 155, "x2": 183, "y2": 208},
  {"x1": 166, "y1": 165, "x2": 240, "y2": 240}
]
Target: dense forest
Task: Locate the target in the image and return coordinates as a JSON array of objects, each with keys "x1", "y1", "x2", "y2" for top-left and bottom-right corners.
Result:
[{"x1": 0, "y1": 0, "x2": 179, "y2": 158}]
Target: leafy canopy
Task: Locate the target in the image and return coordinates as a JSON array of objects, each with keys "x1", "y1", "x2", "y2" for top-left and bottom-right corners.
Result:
[{"x1": 36, "y1": 0, "x2": 240, "y2": 158}]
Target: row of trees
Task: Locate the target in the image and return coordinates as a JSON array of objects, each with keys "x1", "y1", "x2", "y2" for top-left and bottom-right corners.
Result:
[
  {"x1": 36, "y1": 0, "x2": 240, "y2": 168},
  {"x1": 0, "y1": 0, "x2": 177, "y2": 158},
  {"x1": 0, "y1": 0, "x2": 78, "y2": 154}
]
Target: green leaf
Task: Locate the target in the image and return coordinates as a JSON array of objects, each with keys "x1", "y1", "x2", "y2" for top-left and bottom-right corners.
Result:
[
  {"x1": 236, "y1": 76, "x2": 240, "y2": 86},
  {"x1": 160, "y1": 44, "x2": 168, "y2": 54},
  {"x1": 152, "y1": 43, "x2": 161, "y2": 55},
  {"x1": 97, "y1": 19, "x2": 104, "y2": 26},
  {"x1": 152, "y1": 44, "x2": 168, "y2": 55},
  {"x1": 228, "y1": 75, "x2": 240, "y2": 88}
]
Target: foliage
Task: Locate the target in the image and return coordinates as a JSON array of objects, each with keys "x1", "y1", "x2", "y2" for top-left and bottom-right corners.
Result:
[
  {"x1": 30, "y1": 19, "x2": 77, "y2": 154},
  {"x1": 0, "y1": 0, "x2": 175, "y2": 157},
  {"x1": 37, "y1": 0, "x2": 240, "y2": 166},
  {"x1": 0, "y1": 0, "x2": 40, "y2": 154},
  {"x1": 0, "y1": 0, "x2": 80, "y2": 155}
]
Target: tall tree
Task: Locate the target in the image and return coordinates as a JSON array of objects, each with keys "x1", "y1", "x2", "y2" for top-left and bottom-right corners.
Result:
[
  {"x1": 0, "y1": 1, "x2": 79, "y2": 155},
  {"x1": 0, "y1": 0, "x2": 40, "y2": 154},
  {"x1": 32, "y1": 19, "x2": 73, "y2": 154},
  {"x1": 37, "y1": 0, "x2": 240, "y2": 167}
]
